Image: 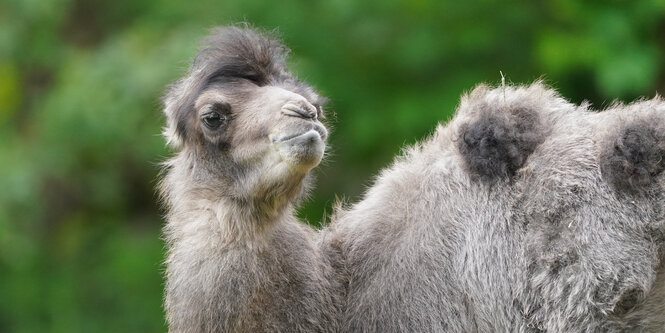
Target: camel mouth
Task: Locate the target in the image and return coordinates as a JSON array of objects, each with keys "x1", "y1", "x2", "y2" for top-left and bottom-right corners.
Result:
[
  {"x1": 271, "y1": 123, "x2": 328, "y2": 144},
  {"x1": 274, "y1": 129, "x2": 321, "y2": 143},
  {"x1": 270, "y1": 128, "x2": 326, "y2": 169}
]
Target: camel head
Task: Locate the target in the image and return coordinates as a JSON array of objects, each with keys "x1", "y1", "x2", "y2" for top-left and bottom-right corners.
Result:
[{"x1": 161, "y1": 26, "x2": 328, "y2": 212}]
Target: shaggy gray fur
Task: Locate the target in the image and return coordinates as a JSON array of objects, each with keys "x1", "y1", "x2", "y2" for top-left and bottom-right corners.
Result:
[{"x1": 160, "y1": 25, "x2": 665, "y2": 332}]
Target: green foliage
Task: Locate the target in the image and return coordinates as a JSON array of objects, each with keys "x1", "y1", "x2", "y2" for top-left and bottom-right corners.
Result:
[{"x1": 1, "y1": 0, "x2": 663, "y2": 331}]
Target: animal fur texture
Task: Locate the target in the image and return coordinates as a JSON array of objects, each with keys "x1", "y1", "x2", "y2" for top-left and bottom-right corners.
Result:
[{"x1": 160, "y1": 25, "x2": 665, "y2": 332}]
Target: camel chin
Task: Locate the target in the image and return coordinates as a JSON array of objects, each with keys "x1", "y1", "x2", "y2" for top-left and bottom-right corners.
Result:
[{"x1": 271, "y1": 127, "x2": 326, "y2": 171}]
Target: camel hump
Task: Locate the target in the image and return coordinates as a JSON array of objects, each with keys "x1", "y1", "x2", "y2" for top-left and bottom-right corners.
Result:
[{"x1": 455, "y1": 82, "x2": 562, "y2": 180}]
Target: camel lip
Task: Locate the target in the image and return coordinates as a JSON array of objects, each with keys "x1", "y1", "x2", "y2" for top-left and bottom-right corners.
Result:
[
  {"x1": 271, "y1": 124, "x2": 328, "y2": 143},
  {"x1": 270, "y1": 127, "x2": 326, "y2": 169},
  {"x1": 273, "y1": 129, "x2": 322, "y2": 143}
]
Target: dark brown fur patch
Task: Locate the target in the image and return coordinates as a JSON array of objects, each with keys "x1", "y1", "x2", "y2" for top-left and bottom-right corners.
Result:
[
  {"x1": 601, "y1": 124, "x2": 665, "y2": 192},
  {"x1": 458, "y1": 106, "x2": 544, "y2": 180}
]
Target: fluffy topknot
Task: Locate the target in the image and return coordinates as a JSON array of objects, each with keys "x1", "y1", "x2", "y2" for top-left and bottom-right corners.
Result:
[{"x1": 195, "y1": 25, "x2": 290, "y2": 86}]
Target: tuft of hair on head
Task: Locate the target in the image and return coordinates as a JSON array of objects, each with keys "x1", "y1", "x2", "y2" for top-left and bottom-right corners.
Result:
[
  {"x1": 196, "y1": 24, "x2": 289, "y2": 86},
  {"x1": 161, "y1": 24, "x2": 291, "y2": 148},
  {"x1": 456, "y1": 83, "x2": 551, "y2": 181},
  {"x1": 601, "y1": 122, "x2": 665, "y2": 192}
]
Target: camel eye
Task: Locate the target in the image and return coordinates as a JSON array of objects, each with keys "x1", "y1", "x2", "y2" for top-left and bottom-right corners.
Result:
[
  {"x1": 200, "y1": 103, "x2": 230, "y2": 130},
  {"x1": 202, "y1": 113, "x2": 225, "y2": 129}
]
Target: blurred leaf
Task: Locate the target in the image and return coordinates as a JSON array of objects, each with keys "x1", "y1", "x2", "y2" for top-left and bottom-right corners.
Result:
[{"x1": 0, "y1": 63, "x2": 20, "y2": 123}]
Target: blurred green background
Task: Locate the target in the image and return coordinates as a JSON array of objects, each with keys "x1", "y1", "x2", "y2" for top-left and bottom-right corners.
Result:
[{"x1": 1, "y1": 0, "x2": 664, "y2": 331}]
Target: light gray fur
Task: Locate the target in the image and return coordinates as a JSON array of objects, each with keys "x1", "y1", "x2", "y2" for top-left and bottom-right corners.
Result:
[{"x1": 160, "y1": 26, "x2": 665, "y2": 332}]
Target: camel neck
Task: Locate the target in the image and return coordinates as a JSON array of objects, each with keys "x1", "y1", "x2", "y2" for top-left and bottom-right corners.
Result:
[{"x1": 161, "y1": 176, "x2": 295, "y2": 246}]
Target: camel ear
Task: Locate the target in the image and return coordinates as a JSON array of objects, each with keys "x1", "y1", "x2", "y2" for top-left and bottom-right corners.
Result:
[
  {"x1": 601, "y1": 124, "x2": 665, "y2": 192},
  {"x1": 162, "y1": 76, "x2": 203, "y2": 148}
]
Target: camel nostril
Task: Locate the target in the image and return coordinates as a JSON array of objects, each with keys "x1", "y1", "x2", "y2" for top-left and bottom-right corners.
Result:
[{"x1": 282, "y1": 103, "x2": 316, "y2": 120}]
